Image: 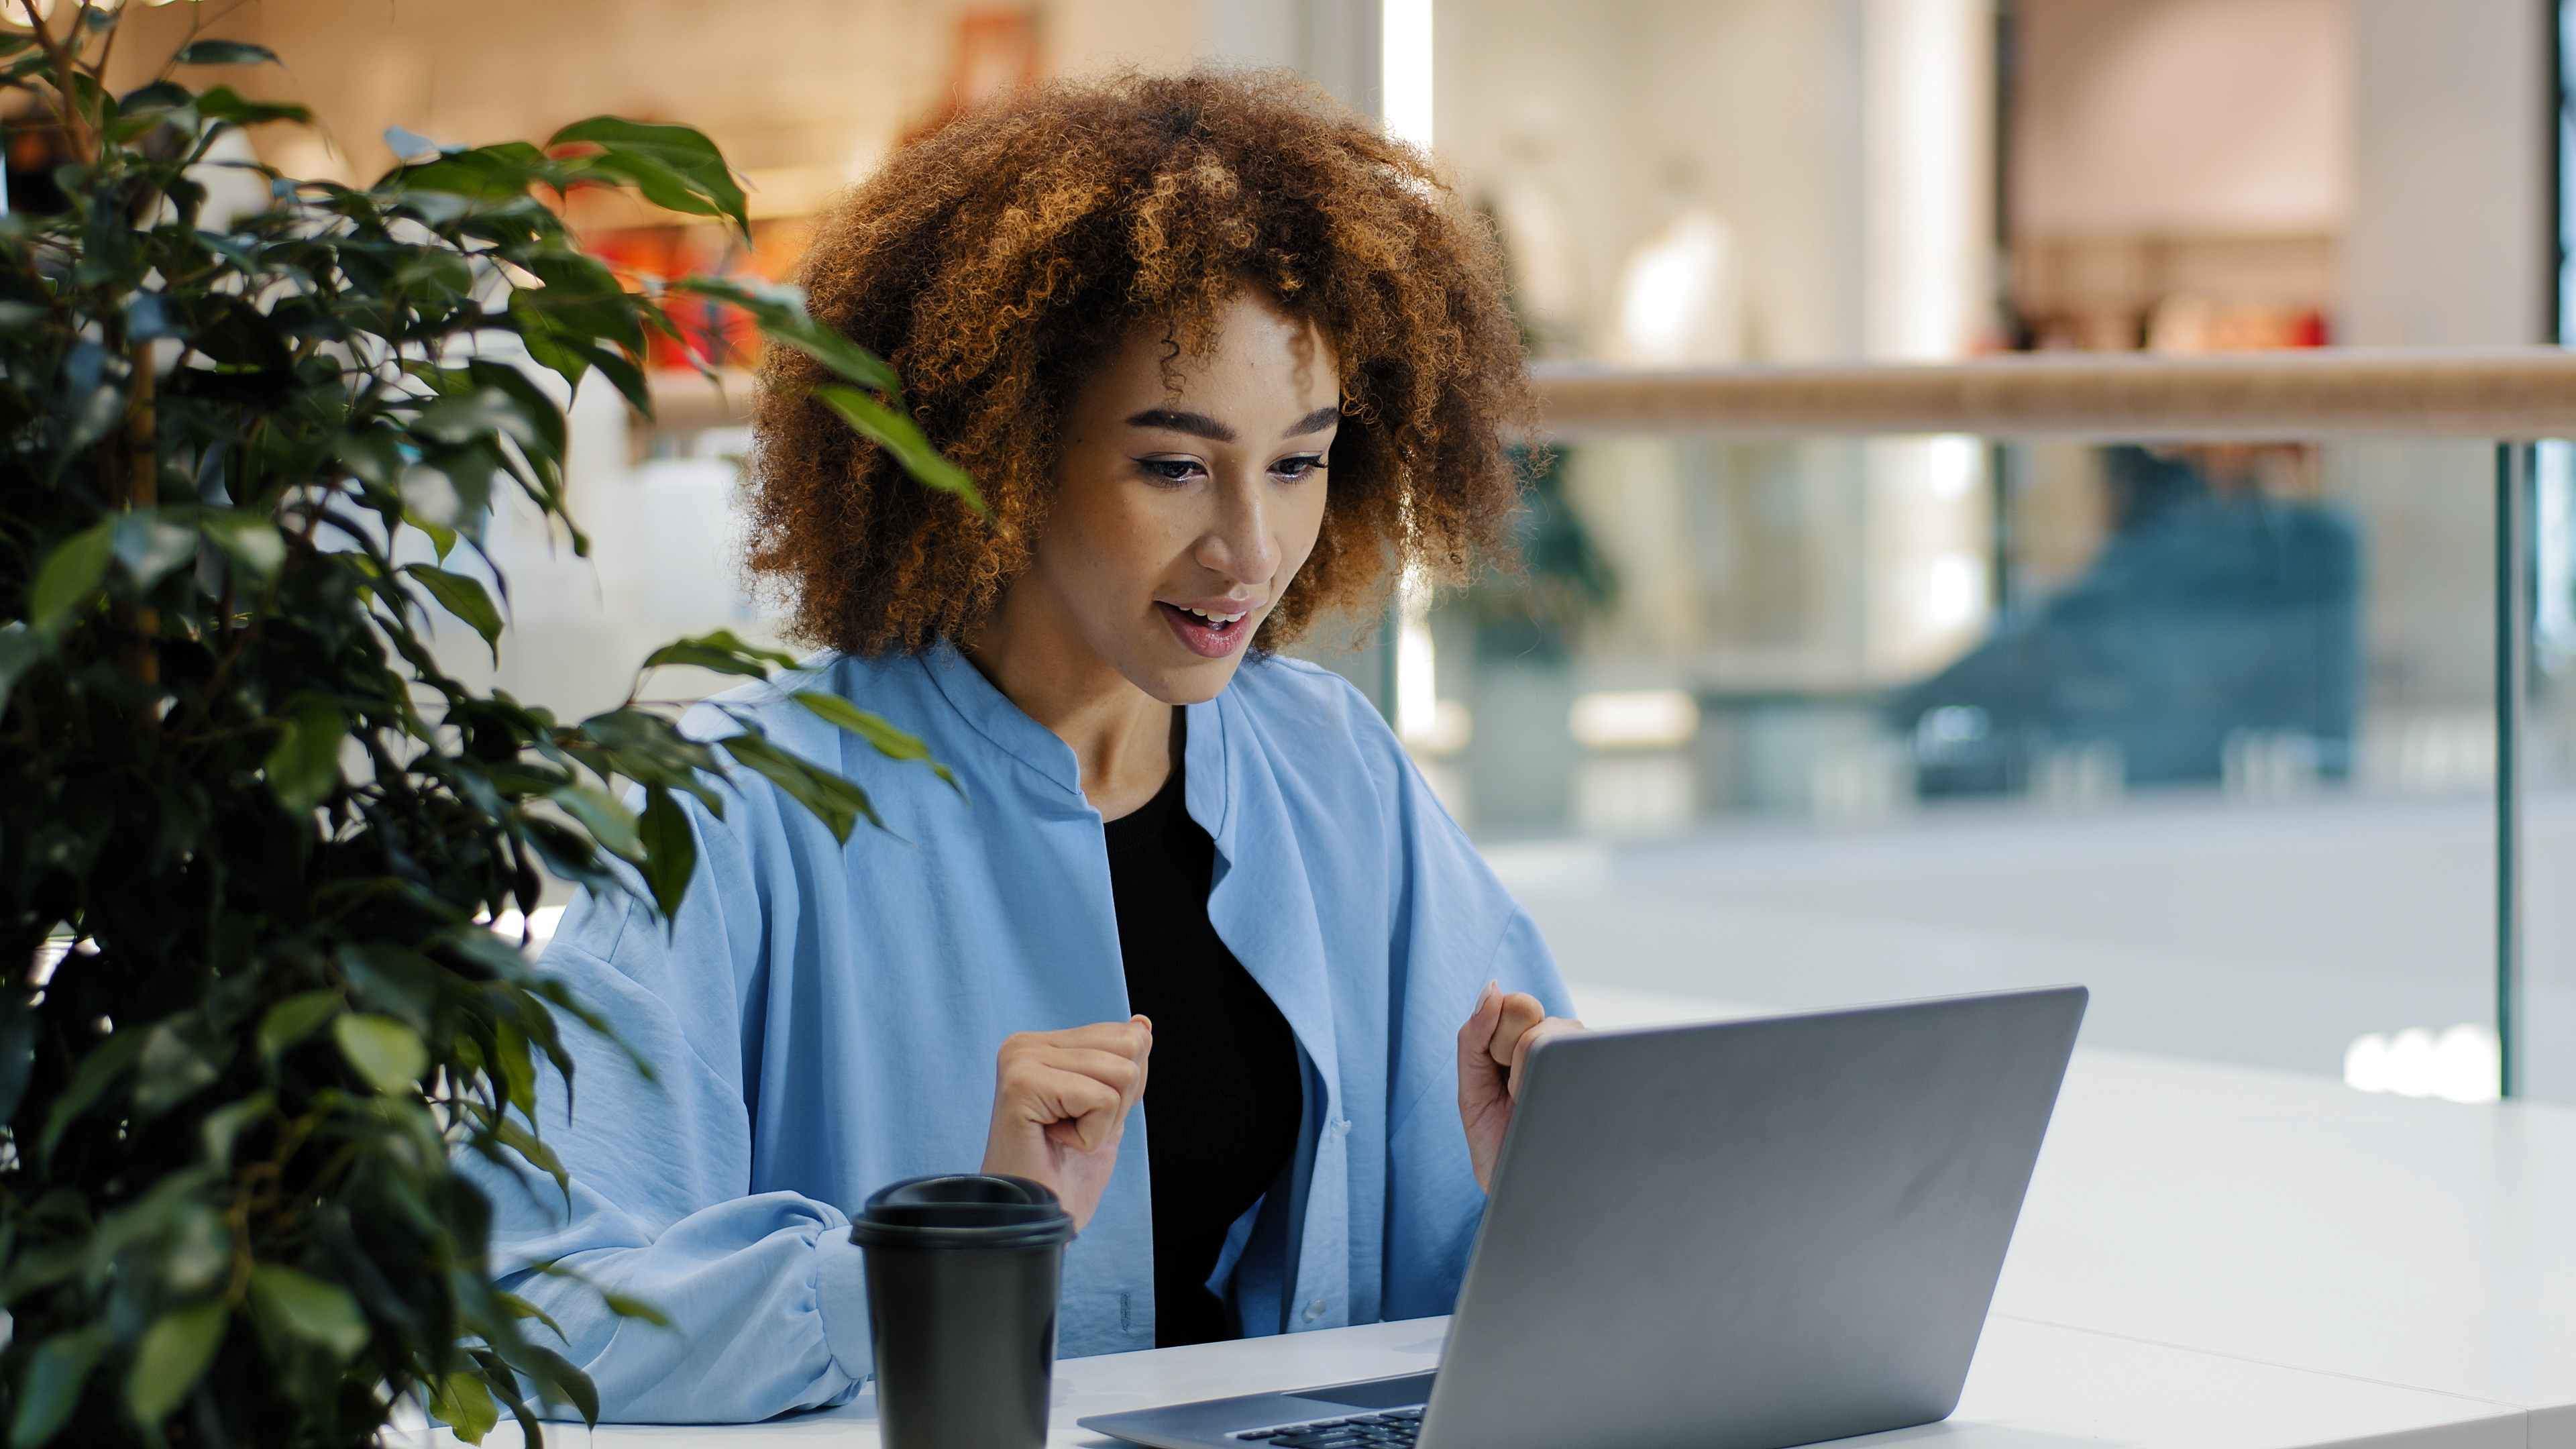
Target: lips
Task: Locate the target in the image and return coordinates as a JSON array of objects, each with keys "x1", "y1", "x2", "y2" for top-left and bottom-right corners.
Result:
[{"x1": 1157, "y1": 600, "x2": 1257, "y2": 659}]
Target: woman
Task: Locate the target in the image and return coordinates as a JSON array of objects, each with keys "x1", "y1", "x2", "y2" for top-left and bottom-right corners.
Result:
[{"x1": 482, "y1": 68, "x2": 1579, "y2": 1424}]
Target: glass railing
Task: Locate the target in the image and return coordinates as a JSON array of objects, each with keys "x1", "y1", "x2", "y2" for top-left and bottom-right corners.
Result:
[
  {"x1": 464, "y1": 347, "x2": 2575, "y2": 1106},
  {"x1": 1308, "y1": 349, "x2": 2576, "y2": 1104}
]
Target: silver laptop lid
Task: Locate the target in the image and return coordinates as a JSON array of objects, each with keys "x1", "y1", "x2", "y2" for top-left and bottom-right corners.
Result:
[{"x1": 1421, "y1": 985, "x2": 2086, "y2": 1449}]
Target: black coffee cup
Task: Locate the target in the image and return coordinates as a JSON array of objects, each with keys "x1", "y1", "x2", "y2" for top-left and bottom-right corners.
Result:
[{"x1": 852, "y1": 1174, "x2": 1077, "y2": 1449}]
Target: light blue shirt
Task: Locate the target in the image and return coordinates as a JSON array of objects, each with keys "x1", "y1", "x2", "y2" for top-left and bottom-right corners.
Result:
[{"x1": 473, "y1": 643, "x2": 1570, "y2": 1424}]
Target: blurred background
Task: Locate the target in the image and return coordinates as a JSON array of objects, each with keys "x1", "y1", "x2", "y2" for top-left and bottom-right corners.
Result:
[{"x1": 19, "y1": 0, "x2": 2576, "y2": 1102}]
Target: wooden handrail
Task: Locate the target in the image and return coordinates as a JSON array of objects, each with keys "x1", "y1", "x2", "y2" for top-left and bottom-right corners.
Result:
[
  {"x1": 641, "y1": 349, "x2": 2576, "y2": 443},
  {"x1": 1529, "y1": 347, "x2": 2576, "y2": 441}
]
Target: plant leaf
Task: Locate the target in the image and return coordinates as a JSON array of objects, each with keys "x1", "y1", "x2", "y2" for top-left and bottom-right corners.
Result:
[
  {"x1": 133, "y1": 1021, "x2": 222, "y2": 1118},
  {"x1": 56, "y1": 342, "x2": 122, "y2": 458},
  {"x1": 412, "y1": 388, "x2": 539, "y2": 448},
  {"x1": 193, "y1": 85, "x2": 312, "y2": 127},
  {"x1": 248, "y1": 1265, "x2": 371, "y2": 1362},
  {"x1": 486, "y1": 1114, "x2": 568, "y2": 1195},
  {"x1": 464, "y1": 360, "x2": 570, "y2": 464},
  {"x1": 667, "y1": 276, "x2": 896, "y2": 391},
  {"x1": 634, "y1": 786, "x2": 696, "y2": 920},
  {"x1": 40, "y1": 1028, "x2": 143, "y2": 1167},
  {"x1": 256, "y1": 991, "x2": 339, "y2": 1064},
  {"x1": 173, "y1": 40, "x2": 279, "y2": 66},
  {"x1": 124, "y1": 1299, "x2": 227, "y2": 1426},
  {"x1": 125, "y1": 290, "x2": 183, "y2": 341},
  {"x1": 549, "y1": 783, "x2": 642, "y2": 861},
  {"x1": 790, "y1": 690, "x2": 963, "y2": 795},
  {"x1": 11, "y1": 1325, "x2": 109, "y2": 1448},
  {"x1": 492, "y1": 1338, "x2": 598, "y2": 1426},
  {"x1": 428, "y1": 1373, "x2": 500, "y2": 1444},
  {"x1": 0, "y1": 1002, "x2": 34, "y2": 1123},
  {"x1": 334, "y1": 424, "x2": 407, "y2": 490},
  {"x1": 160, "y1": 1203, "x2": 232, "y2": 1295},
  {"x1": 333, "y1": 1014, "x2": 429, "y2": 1095},
  {"x1": 496, "y1": 1288, "x2": 568, "y2": 1342},
  {"x1": 0, "y1": 623, "x2": 44, "y2": 722},
  {"x1": 338, "y1": 943, "x2": 439, "y2": 1033},
  {"x1": 384, "y1": 124, "x2": 449, "y2": 162},
  {"x1": 812, "y1": 384, "x2": 989, "y2": 519},
  {"x1": 199, "y1": 1090, "x2": 274, "y2": 1165},
  {"x1": 110, "y1": 511, "x2": 199, "y2": 592},
  {"x1": 551, "y1": 116, "x2": 748, "y2": 235},
  {"x1": 30, "y1": 523, "x2": 112, "y2": 636},
  {"x1": 639, "y1": 629, "x2": 800, "y2": 680},
  {"x1": 720, "y1": 731, "x2": 879, "y2": 844},
  {"x1": 398, "y1": 564, "x2": 504, "y2": 661},
  {"x1": 489, "y1": 1022, "x2": 539, "y2": 1120},
  {"x1": 200, "y1": 511, "x2": 286, "y2": 581},
  {"x1": 264, "y1": 694, "x2": 348, "y2": 814},
  {"x1": 600, "y1": 1292, "x2": 672, "y2": 1327}
]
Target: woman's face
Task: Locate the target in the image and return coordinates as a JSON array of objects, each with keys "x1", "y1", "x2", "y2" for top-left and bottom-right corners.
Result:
[{"x1": 1019, "y1": 290, "x2": 1340, "y2": 704}]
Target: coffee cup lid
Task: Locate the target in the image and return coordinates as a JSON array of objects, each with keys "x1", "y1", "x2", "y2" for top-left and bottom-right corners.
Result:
[{"x1": 850, "y1": 1174, "x2": 1076, "y2": 1250}]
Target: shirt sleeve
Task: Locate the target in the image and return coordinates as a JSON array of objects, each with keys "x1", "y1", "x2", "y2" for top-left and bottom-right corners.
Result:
[{"x1": 458, "y1": 794, "x2": 875, "y2": 1424}]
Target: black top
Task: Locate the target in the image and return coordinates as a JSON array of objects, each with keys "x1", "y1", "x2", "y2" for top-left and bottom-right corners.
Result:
[{"x1": 1104, "y1": 739, "x2": 1303, "y2": 1347}]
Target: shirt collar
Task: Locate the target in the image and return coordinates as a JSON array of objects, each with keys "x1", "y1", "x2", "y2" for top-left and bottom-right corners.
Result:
[
  {"x1": 914, "y1": 639, "x2": 1087, "y2": 802},
  {"x1": 1184, "y1": 693, "x2": 1233, "y2": 855}
]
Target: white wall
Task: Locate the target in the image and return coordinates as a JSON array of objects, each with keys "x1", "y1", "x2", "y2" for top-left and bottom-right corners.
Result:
[
  {"x1": 2015, "y1": 0, "x2": 2351, "y2": 241},
  {"x1": 1049, "y1": 0, "x2": 1205, "y2": 76},
  {"x1": 2343, "y1": 0, "x2": 2553, "y2": 346},
  {"x1": 1440, "y1": 0, "x2": 1876, "y2": 364},
  {"x1": 1048, "y1": 0, "x2": 1383, "y2": 113}
]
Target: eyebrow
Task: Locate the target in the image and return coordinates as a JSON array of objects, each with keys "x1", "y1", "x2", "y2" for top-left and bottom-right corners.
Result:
[
  {"x1": 1121, "y1": 405, "x2": 1344, "y2": 443},
  {"x1": 1124, "y1": 409, "x2": 1236, "y2": 443},
  {"x1": 1283, "y1": 405, "x2": 1342, "y2": 439}
]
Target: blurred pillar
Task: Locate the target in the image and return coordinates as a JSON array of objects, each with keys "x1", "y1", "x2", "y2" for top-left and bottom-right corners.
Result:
[
  {"x1": 1864, "y1": 0, "x2": 1998, "y2": 362},
  {"x1": 1861, "y1": 0, "x2": 1999, "y2": 698}
]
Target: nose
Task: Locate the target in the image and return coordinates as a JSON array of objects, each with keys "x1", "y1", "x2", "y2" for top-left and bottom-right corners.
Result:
[{"x1": 1194, "y1": 472, "x2": 1282, "y2": 586}]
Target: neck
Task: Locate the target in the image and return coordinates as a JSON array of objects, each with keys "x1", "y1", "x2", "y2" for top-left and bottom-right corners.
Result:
[{"x1": 963, "y1": 598, "x2": 1175, "y2": 819}]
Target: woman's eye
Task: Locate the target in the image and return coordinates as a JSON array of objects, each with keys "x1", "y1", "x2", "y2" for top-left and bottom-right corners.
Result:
[
  {"x1": 1273, "y1": 454, "x2": 1327, "y2": 482},
  {"x1": 1138, "y1": 458, "x2": 1204, "y2": 484}
]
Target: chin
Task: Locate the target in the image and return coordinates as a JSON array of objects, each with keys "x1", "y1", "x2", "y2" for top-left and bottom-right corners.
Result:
[{"x1": 1134, "y1": 652, "x2": 1252, "y2": 707}]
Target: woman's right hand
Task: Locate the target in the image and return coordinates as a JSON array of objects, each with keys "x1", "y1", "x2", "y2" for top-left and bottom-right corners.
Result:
[{"x1": 980, "y1": 1016, "x2": 1153, "y2": 1228}]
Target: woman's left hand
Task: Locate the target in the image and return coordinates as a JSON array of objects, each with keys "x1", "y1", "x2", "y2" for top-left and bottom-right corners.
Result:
[{"x1": 1456, "y1": 982, "x2": 1583, "y2": 1192}]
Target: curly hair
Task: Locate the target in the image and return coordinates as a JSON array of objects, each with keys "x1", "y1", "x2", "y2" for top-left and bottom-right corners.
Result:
[{"x1": 745, "y1": 66, "x2": 1534, "y2": 656}]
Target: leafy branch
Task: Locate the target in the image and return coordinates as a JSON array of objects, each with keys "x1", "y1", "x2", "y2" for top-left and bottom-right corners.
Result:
[{"x1": 0, "y1": 15, "x2": 978, "y2": 1448}]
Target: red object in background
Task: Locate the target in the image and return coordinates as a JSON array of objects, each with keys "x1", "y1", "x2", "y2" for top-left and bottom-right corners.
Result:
[
  {"x1": 566, "y1": 10, "x2": 1043, "y2": 374},
  {"x1": 568, "y1": 7, "x2": 1038, "y2": 374},
  {"x1": 582, "y1": 219, "x2": 814, "y2": 372}
]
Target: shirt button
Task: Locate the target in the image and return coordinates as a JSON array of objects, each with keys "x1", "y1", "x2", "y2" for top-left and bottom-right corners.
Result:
[
  {"x1": 1305, "y1": 1299, "x2": 1328, "y2": 1322},
  {"x1": 1328, "y1": 1118, "x2": 1352, "y2": 1140}
]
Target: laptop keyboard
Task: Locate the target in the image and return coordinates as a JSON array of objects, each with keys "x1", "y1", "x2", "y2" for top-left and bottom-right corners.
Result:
[{"x1": 1232, "y1": 1407, "x2": 1424, "y2": 1447}]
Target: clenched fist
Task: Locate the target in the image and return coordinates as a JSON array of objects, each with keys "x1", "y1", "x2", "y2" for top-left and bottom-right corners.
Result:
[
  {"x1": 1456, "y1": 983, "x2": 1583, "y2": 1193},
  {"x1": 981, "y1": 1016, "x2": 1154, "y2": 1228}
]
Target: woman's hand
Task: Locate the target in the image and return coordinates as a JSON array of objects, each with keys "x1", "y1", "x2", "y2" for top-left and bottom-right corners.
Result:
[
  {"x1": 981, "y1": 1016, "x2": 1153, "y2": 1228},
  {"x1": 1456, "y1": 983, "x2": 1583, "y2": 1193}
]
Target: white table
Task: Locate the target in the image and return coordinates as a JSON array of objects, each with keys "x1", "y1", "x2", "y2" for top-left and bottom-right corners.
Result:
[{"x1": 427, "y1": 1046, "x2": 2576, "y2": 1449}]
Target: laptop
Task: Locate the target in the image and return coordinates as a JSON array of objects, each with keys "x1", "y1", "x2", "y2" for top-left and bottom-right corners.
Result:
[{"x1": 1081, "y1": 985, "x2": 2087, "y2": 1449}]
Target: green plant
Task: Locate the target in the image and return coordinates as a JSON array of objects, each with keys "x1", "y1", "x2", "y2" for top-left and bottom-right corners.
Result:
[
  {"x1": 0, "y1": 9, "x2": 979, "y2": 1446},
  {"x1": 1467, "y1": 445, "x2": 1616, "y2": 664}
]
